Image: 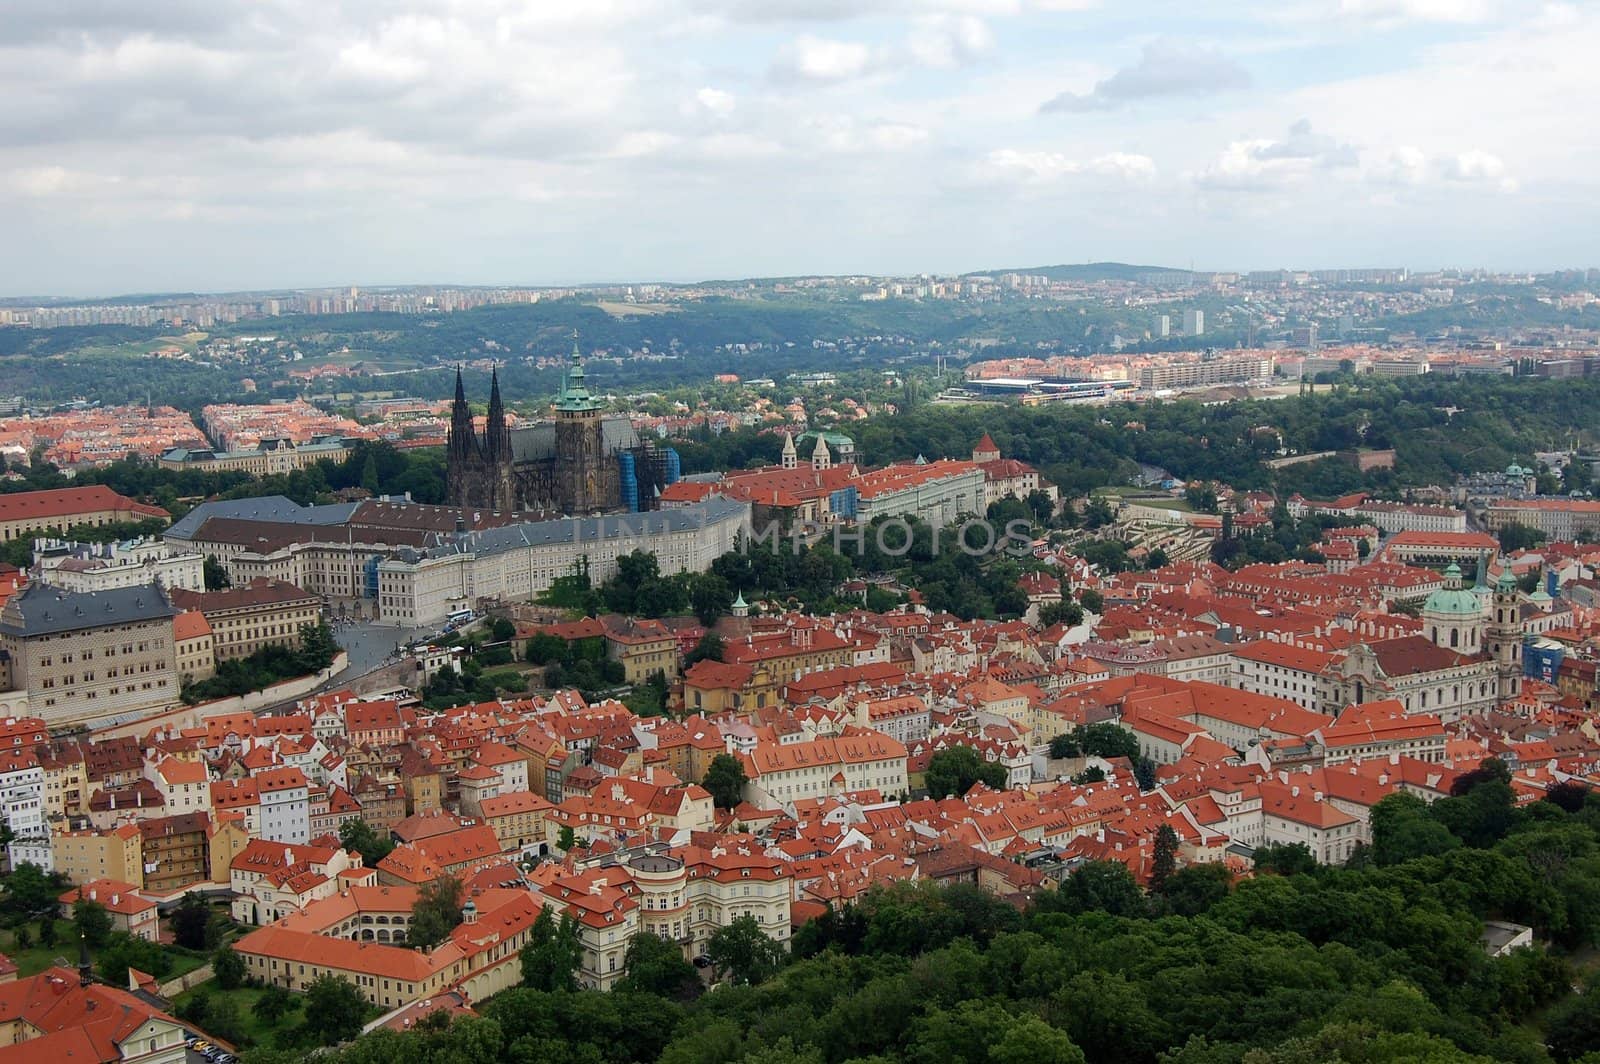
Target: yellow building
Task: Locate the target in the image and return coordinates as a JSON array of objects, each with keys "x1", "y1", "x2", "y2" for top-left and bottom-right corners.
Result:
[
  {"x1": 170, "y1": 578, "x2": 321, "y2": 662},
  {"x1": 173, "y1": 609, "x2": 216, "y2": 682},
  {"x1": 51, "y1": 824, "x2": 143, "y2": 887},
  {"x1": 0, "y1": 485, "x2": 169, "y2": 544}
]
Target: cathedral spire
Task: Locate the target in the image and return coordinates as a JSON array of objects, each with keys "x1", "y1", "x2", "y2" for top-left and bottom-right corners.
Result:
[
  {"x1": 448, "y1": 365, "x2": 476, "y2": 463},
  {"x1": 485, "y1": 363, "x2": 511, "y2": 461},
  {"x1": 554, "y1": 331, "x2": 602, "y2": 413}
]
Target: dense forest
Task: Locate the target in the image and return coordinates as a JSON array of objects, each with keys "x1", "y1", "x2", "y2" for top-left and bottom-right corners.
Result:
[{"x1": 236, "y1": 771, "x2": 1600, "y2": 1064}]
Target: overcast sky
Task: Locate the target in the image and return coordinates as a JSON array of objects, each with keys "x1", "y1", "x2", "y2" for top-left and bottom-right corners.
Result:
[{"x1": 4, "y1": 0, "x2": 1596, "y2": 296}]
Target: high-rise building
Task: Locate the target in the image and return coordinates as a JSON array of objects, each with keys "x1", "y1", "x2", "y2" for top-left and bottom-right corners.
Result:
[
  {"x1": 1157, "y1": 314, "x2": 1171, "y2": 338},
  {"x1": 1183, "y1": 309, "x2": 1205, "y2": 335}
]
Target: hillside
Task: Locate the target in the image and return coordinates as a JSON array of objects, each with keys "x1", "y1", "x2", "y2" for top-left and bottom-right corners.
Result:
[{"x1": 965, "y1": 262, "x2": 1189, "y2": 282}]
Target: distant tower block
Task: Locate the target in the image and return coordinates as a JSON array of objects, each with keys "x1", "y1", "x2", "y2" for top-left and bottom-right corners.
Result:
[{"x1": 1183, "y1": 308, "x2": 1205, "y2": 335}]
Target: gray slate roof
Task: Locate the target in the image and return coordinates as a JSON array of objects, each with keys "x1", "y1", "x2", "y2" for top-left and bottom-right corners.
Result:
[
  {"x1": 165, "y1": 497, "x2": 356, "y2": 541},
  {"x1": 393, "y1": 496, "x2": 747, "y2": 563},
  {"x1": 0, "y1": 582, "x2": 178, "y2": 637}
]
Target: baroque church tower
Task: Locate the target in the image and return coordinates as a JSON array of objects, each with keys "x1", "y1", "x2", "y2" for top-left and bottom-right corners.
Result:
[{"x1": 1487, "y1": 567, "x2": 1524, "y2": 701}]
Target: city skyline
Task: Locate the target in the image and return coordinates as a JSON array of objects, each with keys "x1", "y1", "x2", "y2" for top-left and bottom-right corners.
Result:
[{"x1": 3, "y1": 1, "x2": 1596, "y2": 295}]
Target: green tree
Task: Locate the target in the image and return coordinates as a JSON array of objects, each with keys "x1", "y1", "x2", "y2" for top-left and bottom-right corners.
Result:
[
  {"x1": 556, "y1": 825, "x2": 578, "y2": 852},
  {"x1": 298, "y1": 973, "x2": 368, "y2": 1046},
  {"x1": 1252, "y1": 842, "x2": 1318, "y2": 876},
  {"x1": 1042, "y1": 861, "x2": 1146, "y2": 917},
  {"x1": 1370, "y1": 792, "x2": 1460, "y2": 865},
  {"x1": 296, "y1": 620, "x2": 339, "y2": 671},
  {"x1": 617, "y1": 931, "x2": 698, "y2": 998},
  {"x1": 911, "y1": 999, "x2": 1085, "y2": 1064},
  {"x1": 925, "y1": 745, "x2": 1008, "y2": 799},
  {"x1": 1048, "y1": 733, "x2": 1081, "y2": 759},
  {"x1": 339, "y1": 818, "x2": 395, "y2": 866},
  {"x1": 2, "y1": 862, "x2": 61, "y2": 917},
  {"x1": 690, "y1": 573, "x2": 734, "y2": 625},
  {"x1": 214, "y1": 944, "x2": 246, "y2": 990},
  {"x1": 360, "y1": 453, "x2": 381, "y2": 495},
  {"x1": 1543, "y1": 988, "x2": 1600, "y2": 1061},
  {"x1": 172, "y1": 893, "x2": 212, "y2": 950},
  {"x1": 702, "y1": 753, "x2": 748, "y2": 810},
  {"x1": 706, "y1": 914, "x2": 785, "y2": 986},
  {"x1": 253, "y1": 984, "x2": 297, "y2": 1027},
  {"x1": 1150, "y1": 824, "x2": 1179, "y2": 892},
  {"x1": 98, "y1": 931, "x2": 172, "y2": 984},
  {"x1": 1158, "y1": 863, "x2": 1233, "y2": 917},
  {"x1": 201, "y1": 994, "x2": 247, "y2": 1046},
  {"x1": 1037, "y1": 600, "x2": 1084, "y2": 628},
  {"x1": 685, "y1": 632, "x2": 725, "y2": 667},
  {"x1": 407, "y1": 874, "x2": 465, "y2": 949},
  {"x1": 203, "y1": 554, "x2": 231, "y2": 590},
  {"x1": 74, "y1": 897, "x2": 114, "y2": 948},
  {"x1": 1073, "y1": 722, "x2": 1139, "y2": 761},
  {"x1": 520, "y1": 907, "x2": 582, "y2": 991},
  {"x1": 1079, "y1": 589, "x2": 1104, "y2": 613},
  {"x1": 524, "y1": 632, "x2": 567, "y2": 664},
  {"x1": 37, "y1": 914, "x2": 56, "y2": 947},
  {"x1": 1499, "y1": 521, "x2": 1545, "y2": 553}
]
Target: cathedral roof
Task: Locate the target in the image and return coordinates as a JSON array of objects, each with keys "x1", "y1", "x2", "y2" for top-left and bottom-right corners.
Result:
[{"x1": 554, "y1": 334, "x2": 604, "y2": 413}]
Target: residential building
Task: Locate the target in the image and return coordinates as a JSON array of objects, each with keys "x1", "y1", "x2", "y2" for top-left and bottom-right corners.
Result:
[
  {"x1": 51, "y1": 824, "x2": 143, "y2": 887},
  {"x1": 58, "y1": 880, "x2": 158, "y2": 941},
  {"x1": 0, "y1": 965, "x2": 192, "y2": 1063}
]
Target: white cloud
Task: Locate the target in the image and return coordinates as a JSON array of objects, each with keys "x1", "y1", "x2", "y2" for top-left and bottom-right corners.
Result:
[
  {"x1": 770, "y1": 34, "x2": 875, "y2": 82},
  {"x1": 983, "y1": 148, "x2": 1155, "y2": 182},
  {"x1": 1439, "y1": 149, "x2": 1517, "y2": 191},
  {"x1": 694, "y1": 87, "x2": 737, "y2": 116},
  {"x1": 1042, "y1": 38, "x2": 1250, "y2": 112},
  {"x1": 906, "y1": 15, "x2": 996, "y2": 68},
  {"x1": 9, "y1": 166, "x2": 79, "y2": 196},
  {"x1": 1188, "y1": 120, "x2": 1357, "y2": 189},
  {"x1": 1336, "y1": 0, "x2": 1497, "y2": 25}
]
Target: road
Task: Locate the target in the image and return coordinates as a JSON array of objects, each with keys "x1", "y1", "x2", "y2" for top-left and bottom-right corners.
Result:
[{"x1": 258, "y1": 619, "x2": 443, "y2": 712}]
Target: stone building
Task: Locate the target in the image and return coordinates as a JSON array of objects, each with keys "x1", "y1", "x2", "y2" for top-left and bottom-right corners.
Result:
[
  {"x1": 446, "y1": 342, "x2": 681, "y2": 516},
  {"x1": 0, "y1": 582, "x2": 179, "y2": 726}
]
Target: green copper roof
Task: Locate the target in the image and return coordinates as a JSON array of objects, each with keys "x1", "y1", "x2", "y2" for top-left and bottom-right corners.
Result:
[
  {"x1": 554, "y1": 331, "x2": 604, "y2": 413},
  {"x1": 1424, "y1": 563, "x2": 1482, "y2": 617}
]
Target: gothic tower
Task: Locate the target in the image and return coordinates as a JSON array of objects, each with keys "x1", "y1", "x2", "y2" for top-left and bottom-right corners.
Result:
[
  {"x1": 1487, "y1": 566, "x2": 1523, "y2": 702},
  {"x1": 482, "y1": 365, "x2": 516, "y2": 511},
  {"x1": 553, "y1": 334, "x2": 615, "y2": 514},
  {"x1": 447, "y1": 367, "x2": 478, "y2": 509},
  {"x1": 781, "y1": 432, "x2": 797, "y2": 470}
]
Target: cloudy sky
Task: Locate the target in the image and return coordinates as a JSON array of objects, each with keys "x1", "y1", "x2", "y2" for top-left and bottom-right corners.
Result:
[{"x1": 3, "y1": 0, "x2": 1596, "y2": 295}]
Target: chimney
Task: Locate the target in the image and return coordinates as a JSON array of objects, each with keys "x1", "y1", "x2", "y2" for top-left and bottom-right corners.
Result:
[{"x1": 1291, "y1": 786, "x2": 1300, "y2": 798}]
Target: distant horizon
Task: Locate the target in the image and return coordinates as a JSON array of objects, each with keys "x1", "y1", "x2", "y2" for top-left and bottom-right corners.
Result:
[{"x1": 5, "y1": 259, "x2": 1599, "y2": 306}]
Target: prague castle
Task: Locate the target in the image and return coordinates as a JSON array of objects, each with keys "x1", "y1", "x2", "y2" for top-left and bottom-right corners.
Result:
[{"x1": 446, "y1": 338, "x2": 680, "y2": 516}]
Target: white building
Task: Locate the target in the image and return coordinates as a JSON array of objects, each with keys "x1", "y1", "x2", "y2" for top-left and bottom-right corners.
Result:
[
  {"x1": 0, "y1": 750, "x2": 48, "y2": 870},
  {"x1": 34, "y1": 537, "x2": 207, "y2": 593},
  {"x1": 257, "y1": 766, "x2": 311, "y2": 844},
  {"x1": 375, "y1": 498, "x2": 749, "y2": 627},
  {"x1": 1183, "y1": 308, "x2": 1204, "y2": 335}
]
